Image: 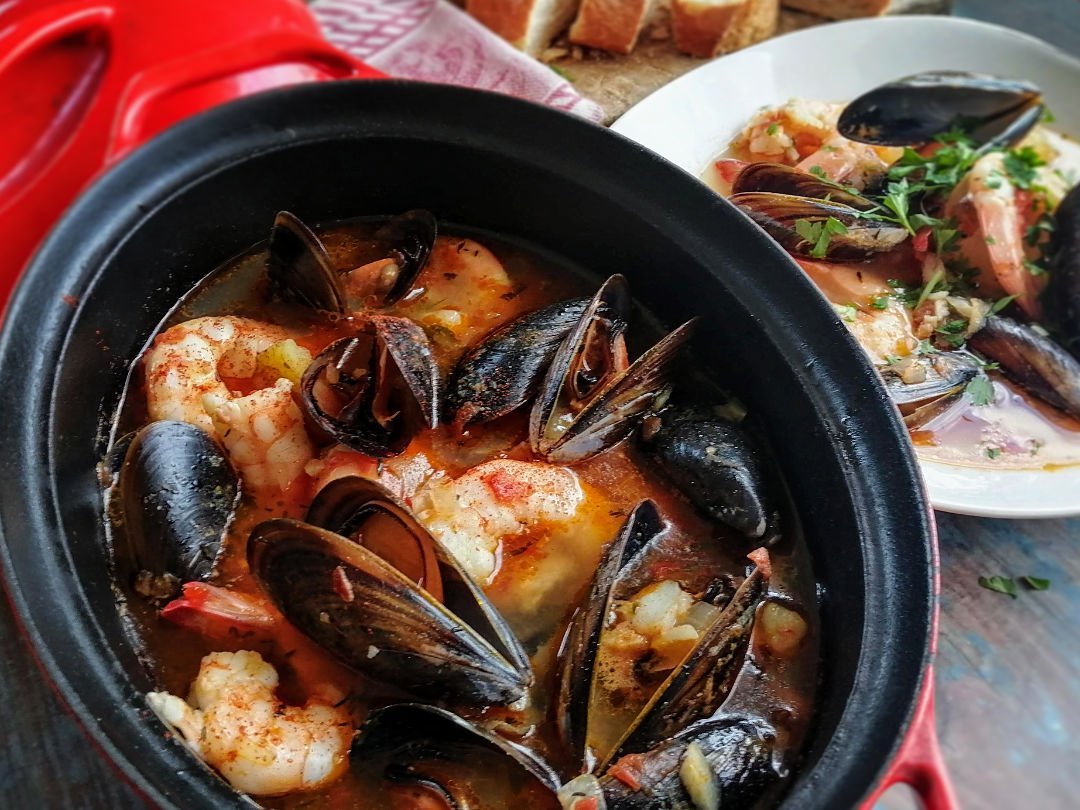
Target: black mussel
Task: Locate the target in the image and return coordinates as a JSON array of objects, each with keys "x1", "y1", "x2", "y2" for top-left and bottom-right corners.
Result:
[
  {"x1": 599, "y1": 717, "x2": 778, "y2": 810},
  {"x1": 267, "y1": 210, "x2": 347, "y2": 316},
  {"x1": 731, "y1": 192, "x2": 908, "y2": 262},
  {"x1": 732, "y1": 162, "x2": 877, "y2": 211},
  {"x1": 557, "y1": 501, "x2": 770, "y2": 772},
  {"x1": 352, "y1": 704, "x2": 560, "y2": 809},
  {"x1": 248, "y1": 506, "x2": 531, "y2": 705},
  {"x1": 646, "y1": 408, "x2": 770, "y2": 539},
  {"x1": 116, "y1": 421, "x2": 238, "y2": 597},
  {"x1": 557, "y1": 500, "x2": 664, "y2": 766},
  {"x1": 1045, "y1": 183, "x2": 1080, "y2": 358},
  {"x1": 968, "y1": 316, "x2": 1080, "y2": 419},
  {"x1": 446, "y1": 297, "x2": 590, "y2": 431},
  {"x1": 881, "y1": 351, "x2": 981, "y2": 410},
  {"x1": 372, "y1": 209, "x2": 438, "y2": 305},
  {"x1": 531, "y1": 276, "x2": 695, "y2": 464},
  {"x1": 837, "y1": 71, "x2": 1043, "y2": 148},
  {"x1": 300, "y1": 314, "x2": 439, "y2": 457}
]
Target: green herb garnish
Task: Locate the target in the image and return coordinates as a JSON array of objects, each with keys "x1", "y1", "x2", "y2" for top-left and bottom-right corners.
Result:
[
  {"x1": 1020, "y1": 575, "x2": 1051, "y2": 591},
  {"x1": 1003, "y1": 146, "x2": 1045, "y2": 190},
  {"x1": 766, "y1": 122, "x2": 779, "y2": 136},
  {"x1": 794, "y1": 217, "x2": 848, "y2": 259},
  {"x1": 991, "y1": 294, "x2": 1018, "y2": 314},
  {"x1": 965, "y1": 375, "x2": 995, "y2": 406},
  {"x1": 979, "y1": 575, "x2": 1018, "y2": 598}
]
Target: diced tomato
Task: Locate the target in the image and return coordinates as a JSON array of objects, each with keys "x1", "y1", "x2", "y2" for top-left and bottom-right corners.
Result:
[
  {"x1": 912, "y1": 226, "x2": 932, "y2": 258},
  {"x1": 572, "y1": 799, "x2": 600, "y2": 810},
  {"x1": 607, "y1": 754, "x2": 646, "y2": 790},
  {"x1": 713, "y1": 158, "x2": 747, "y2": 184},
  {"x1": 161, "y1": 582, "x2": 277, "y2": 641},
  {"x1": 747, "y1": 547, "x2": 772, "y2": 577}
]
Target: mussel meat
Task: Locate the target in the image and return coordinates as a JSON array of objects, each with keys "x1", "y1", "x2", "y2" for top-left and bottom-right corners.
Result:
[
  {"x1": 248, "y1": 477, "x2": 531, "y2": 705},
  {"x1": 645, "y1": 408, "x2": 771, "y2": 539},
  {"x1": 446, "y1": 297, "x2": 590, "y2": 431},
  {"x1": 352, "y1": 703, "x2": 561, "y2": 809},
  {"x1": 599, "y1": 717, "x2": 778, "y2": 810},
  {"x1": 837, "y1": 71, "x2": 1044, "y2": 148},
  {"x1": 1045, "y1": 182, "x2": 1080, "y2": 358},
  {"x1": 968, "y1": 315, "x2": 1080, "y2": 419},
  {"x1": 557, "y1": 501, "x2": 770, "y2": 772},
  {"x1": 299, "y1": 314, "x2": 439, "y2": 457},
  {"x1": 116, "y1": 420, "x2": 238, "y2": 597},
  {"x1": 731, "y1": 162, "x2": 877, "y2": 211},
  {"x1": 372, "y1": 209, "x2": 438, "y2": 305},
  {"x1": 731, "y1": 192, "x2": 908, "y2": 262},
  {"x1": 531, "y1": 276, "x2": 696, "y2": 464}
]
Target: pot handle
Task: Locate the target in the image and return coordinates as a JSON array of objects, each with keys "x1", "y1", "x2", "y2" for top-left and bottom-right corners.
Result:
[
  {"x1": 864, "y1": 665, "x2": 960, "y2": 810},
  {"x1": 106, "y1": 29, "x2": 385, "y2": 163}
]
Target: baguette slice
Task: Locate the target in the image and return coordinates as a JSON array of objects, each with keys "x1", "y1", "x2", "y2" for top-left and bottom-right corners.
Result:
[
  {"x1": 569, "y1": 0, "x2": 655, "y2": 55},
  {"x1": 672, "y1": 0, "x2": 779, "y2": 58},
  {"x1": 466, "y1": 0, "x2": 582, "y2": 56},
  {"x1": 781, "y1": 0, "x2": 908, "y2": 18}
]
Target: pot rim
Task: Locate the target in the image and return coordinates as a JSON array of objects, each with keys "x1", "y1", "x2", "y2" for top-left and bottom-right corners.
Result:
[{"x1": 0, "y1": 80, "x2": 934, "y2": 808}]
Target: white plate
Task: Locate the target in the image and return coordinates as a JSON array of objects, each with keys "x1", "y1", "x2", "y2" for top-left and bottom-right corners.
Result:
[{"x1": 611, "y1": 16, "x2": 1080, "y2": 518}]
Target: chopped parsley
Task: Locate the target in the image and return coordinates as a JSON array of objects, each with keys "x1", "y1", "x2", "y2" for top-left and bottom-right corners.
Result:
[
  {"x1": 870, "y1": 295, "x2": 890, "y2": 310},
  {"x1": 965, "y1": 375, "x2": 995, "y2": 406},
  {"x1": 809, "y1": 165, "x2": 828, "y2": 178},
  {"x1": 1002, "y1": 146, "x2": 1045, "y2": 189},
  {"x1": 766, "y1": 122, "x2": 779, "y2": 136},
  {"x1": 991, "y1": 294, "x2": 1018, "y2": 314},
  {"x1": 1024, "y1": 259, "x2": 1048, "y2": 277},
  {"x1": 985, "y1": 446, "x2": 1002, "y2": 459},
  {"x1": 549, "y1": 64, "x2": 573, "y2": 81},
  {"x1": 979, "y1": 575, "x2": 1018, "y2": 598},
  {"x1": 794, "y1": 217, "x2": 849, "y2": 259}
]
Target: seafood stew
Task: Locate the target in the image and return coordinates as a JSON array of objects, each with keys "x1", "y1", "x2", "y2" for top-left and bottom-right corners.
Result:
[
  {"x1": 0, "y1": 81, "x2": 934, "y2": 810},
  {"x1": 108, "y1": 209, "x2": 820, "y2": 808},
  {"x1": 707, "y1": 70, "x2": 1080, "y2": 472}
]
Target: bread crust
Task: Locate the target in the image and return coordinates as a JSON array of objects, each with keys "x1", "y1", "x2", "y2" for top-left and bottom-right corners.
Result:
[
  {"x1": 570, "y1": 0, "x2": 654, "y2": 54},
  {"x1": 672, "y1": 0, "x2": 779, "y2": 58},
  {"x1": 466, "y1": 0, "x2": 582, "y2": 55},
  {"x1": 781, "y1": 0, "x2": 892, "y2": 18}
]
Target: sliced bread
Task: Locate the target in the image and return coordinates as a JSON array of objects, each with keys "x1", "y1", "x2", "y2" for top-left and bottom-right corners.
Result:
[
  {"x1": 466, "y1": 0, "x2": 583, "y2": 56},
  {"x1": 671, "y1": 0, "x2": 779, "y2": 58},
  {"x1": 781, "y1": 0, "x2": 890, "y2": 16},
  {"x1": 569, "y1": 0, "x2": 656, "y2": 55}
]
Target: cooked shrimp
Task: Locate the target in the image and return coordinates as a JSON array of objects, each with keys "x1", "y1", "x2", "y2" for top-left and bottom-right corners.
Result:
[
  {"x1": 144, "y1": 316, "x2": 314, "y2": 496},
  {"x1": 842, "y1": 299, "x2": 919, "y2": 366},
  {"x1": 412, "y1": 459, "x2": 585, "y2": 584},
  {"x1": 796, "y1": 135, "x2": 900, "y2": 191},
  {"x1": 147, "y1": 651, "x2": 353, "y2": 797},
  {"x1": 204, "y1": 379, "x2": 313, "y2": 497}
]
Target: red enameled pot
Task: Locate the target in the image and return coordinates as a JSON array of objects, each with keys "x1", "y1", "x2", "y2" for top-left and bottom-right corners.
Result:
[{"x1": 0, "y1": 1, "x2": 955, "y2": 807}]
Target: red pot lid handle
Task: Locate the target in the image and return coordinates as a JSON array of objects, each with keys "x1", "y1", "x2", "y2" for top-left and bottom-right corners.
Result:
[{"x1": 0, "y1": 0, "x2": 384, "y2": 317}]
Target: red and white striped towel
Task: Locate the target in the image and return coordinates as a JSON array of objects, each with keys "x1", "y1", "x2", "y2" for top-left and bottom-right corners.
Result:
[{"x1": 312, "y1": 0, "x2": 603, "y2": 122}]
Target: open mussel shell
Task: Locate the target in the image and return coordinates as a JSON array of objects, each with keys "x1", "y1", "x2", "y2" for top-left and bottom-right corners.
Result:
[
  {"x1": 732, "y1": 162, "x2": 877, "y2": 211},
  {"x1": 445, "y1": 296, "x2": 590, "y2": 431},
  {"x1": 731, "y1": 192, "x2": 908, "y2": 262},
  {"x1": 352, "y1": 703, "x2": 561, "y2": 807},
  {"x1": 299, "y1": 314, "x2": 439, "y2": 457},
  {"x1": 372, "y1": 209, "x2": 438, "y2": 305},
  {"x1": 647, "y1": 408, "x2": 771, "y2": 539},
  {"x1": 837, "y1": 71, "x2": 1043, "y2": 148},
  {"x1": 1045, "y1": 182, "x2": 1080, "y2": 359},
  {"x1": 249, "y1": 514, "x2": 531, "y2": 705},
  {"x1": 116, "y1": 420, "x2": 238, "y2": 594},
  {"x1": 557, "y1": 501, "x2": 770, "y2": 773},
  {"x1": 556, "y1": 500, "x2": 663, "y2": 765},
  {"x1": 266, "y1": 210, "x2": 346, "y2": 316},
  {"x1": 881, "y1": 351, "x2": 981, "y2": 410},
  {"x1": 968, "y1": 315, "x2": 1080, "y2": 419},
  {"x1": 599, "y1": 717, "x2": 778, "y2": 810},
  {"x1": 531, "y1": 278, "x2": 696, "y2": 464}
]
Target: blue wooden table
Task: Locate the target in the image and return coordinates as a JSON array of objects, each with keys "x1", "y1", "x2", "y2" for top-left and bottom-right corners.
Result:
[{"x1": 2, "y1": 2, "x2": 1079, "y2": 807}]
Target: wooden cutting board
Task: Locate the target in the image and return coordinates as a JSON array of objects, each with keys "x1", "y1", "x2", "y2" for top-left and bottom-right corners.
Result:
[{"x1": 547, "y1": 2, "x2": 951, "y2": 123}]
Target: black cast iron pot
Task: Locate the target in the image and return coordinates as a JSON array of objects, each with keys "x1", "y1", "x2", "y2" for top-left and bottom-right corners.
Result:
[{"x1": 0, "y1": 81, "x2": 933, "y2": 808}]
